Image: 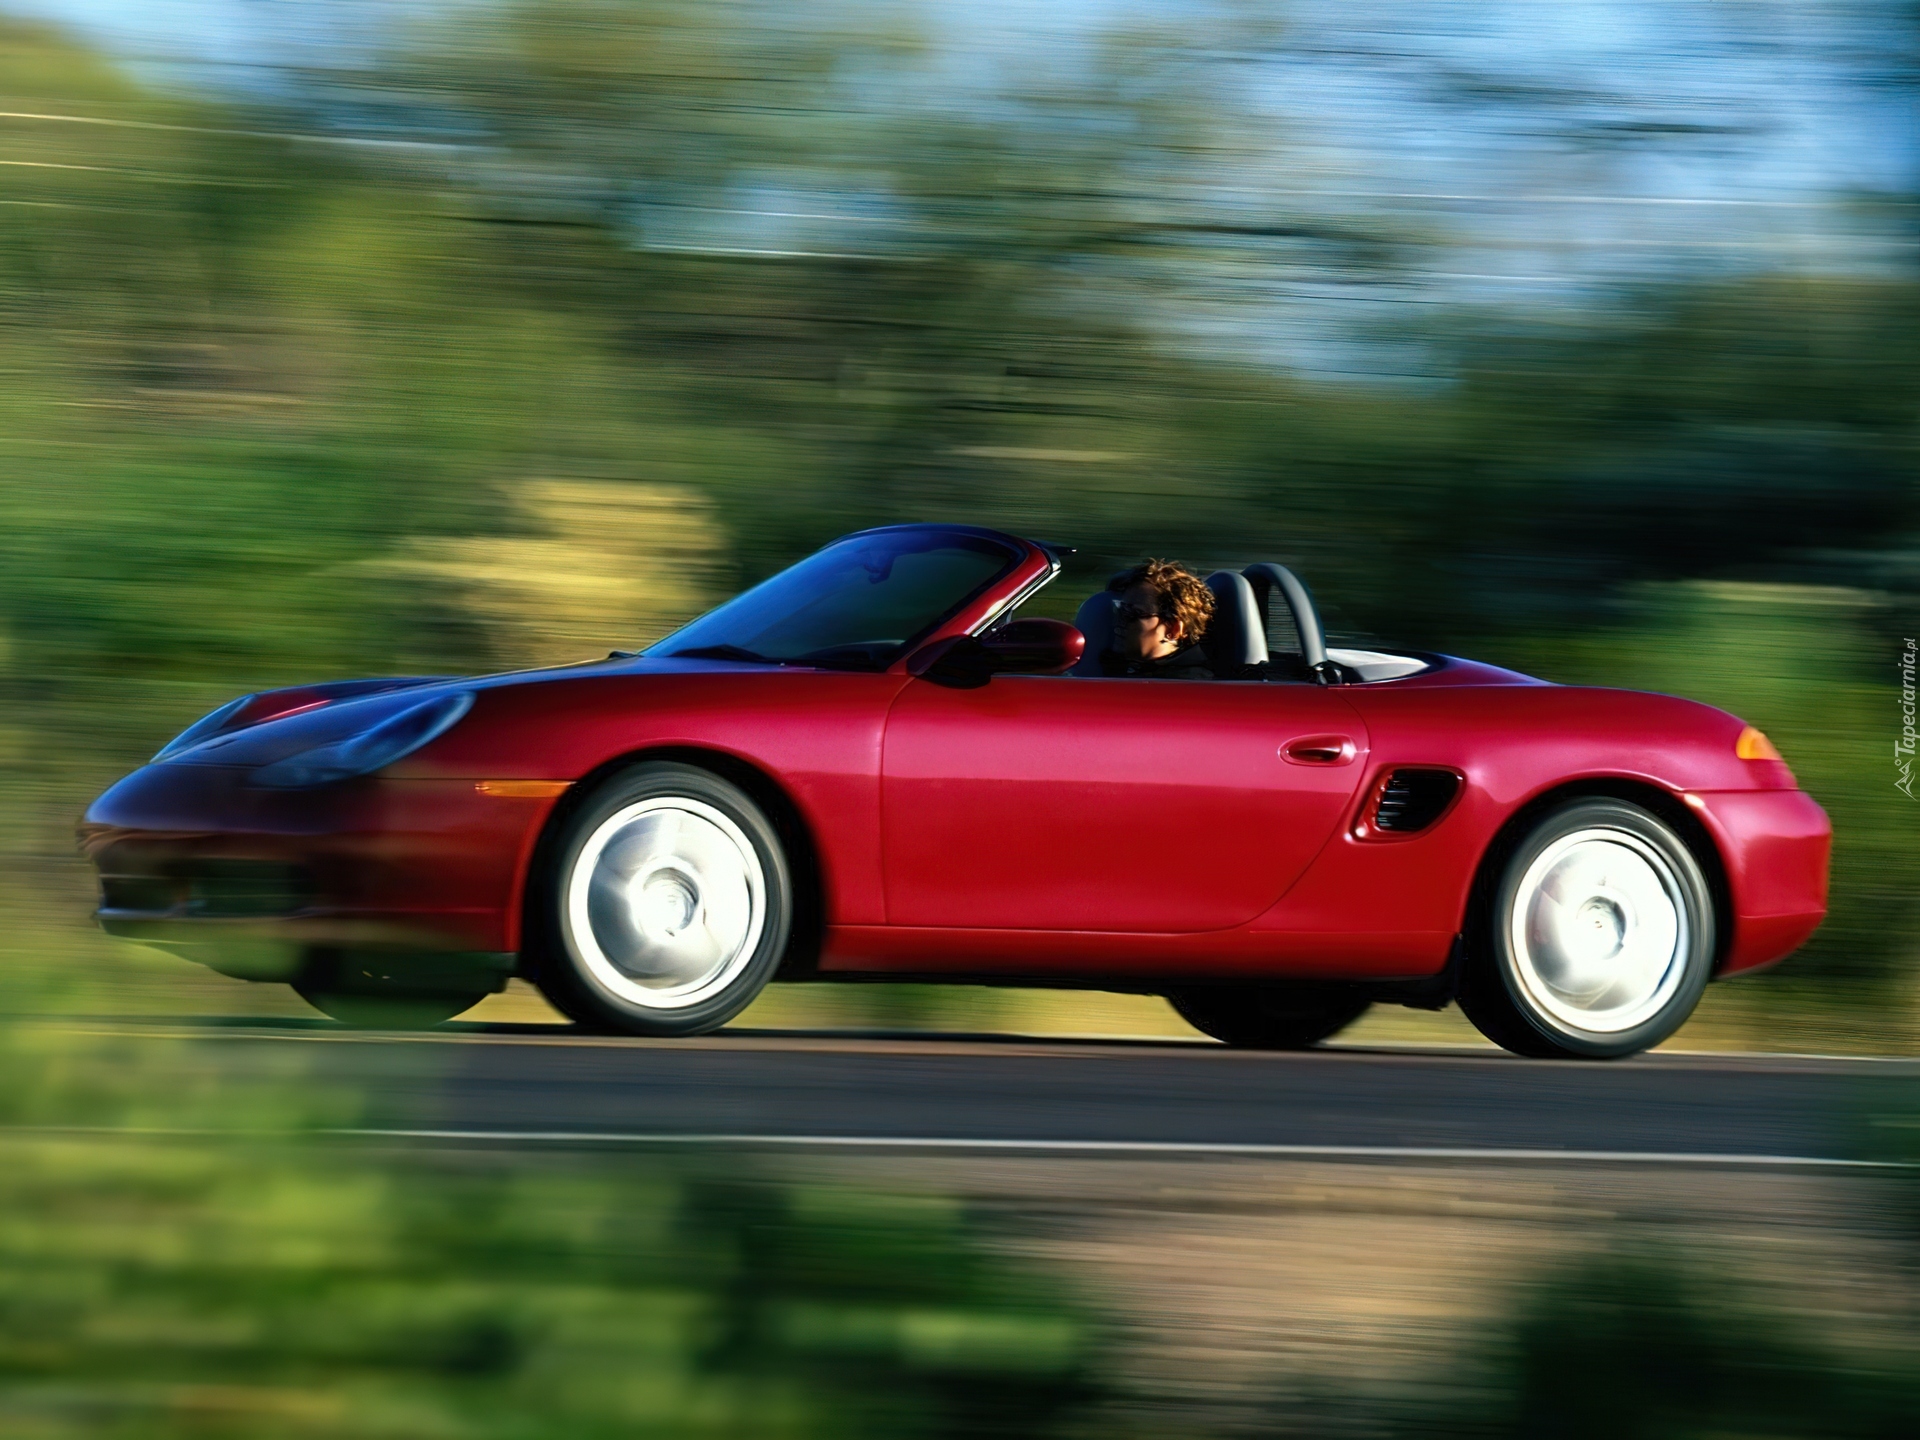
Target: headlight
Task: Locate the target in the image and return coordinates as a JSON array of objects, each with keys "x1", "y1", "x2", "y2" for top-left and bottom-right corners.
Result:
[
  {"x1": 153, "y1": 694, "x2": 257, "y2": 762},
  {"x1": 250, "y1": 692, "x2": 474, "y2": 789}
]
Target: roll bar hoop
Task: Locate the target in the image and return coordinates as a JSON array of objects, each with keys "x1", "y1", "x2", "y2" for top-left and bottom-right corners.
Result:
[{"x1": 1241, "y1": 563, "x2": 1339, "y2": 685}]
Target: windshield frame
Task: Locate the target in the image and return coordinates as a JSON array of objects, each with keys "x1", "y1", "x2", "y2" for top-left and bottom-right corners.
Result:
[{"x1": 645, "y1": 524, "x2": 1041, "y2": 672}]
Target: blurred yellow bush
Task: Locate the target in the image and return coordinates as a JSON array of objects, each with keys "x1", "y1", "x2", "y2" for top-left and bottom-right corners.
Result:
[{"x1": 368, "y1": 479, "x2": 724, "y2": 669}]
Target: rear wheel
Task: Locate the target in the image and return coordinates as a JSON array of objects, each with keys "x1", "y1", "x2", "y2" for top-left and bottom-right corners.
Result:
[
  {"x1": 529, "y1": 762, "x2": 792, "y2": 1037},
  {"x1": 1166, "y1": 984, "x2": 1370, "y2": 1050},
  {"x1": 1459, "y1": 798, "x2": 1714, "y2": 1060}
]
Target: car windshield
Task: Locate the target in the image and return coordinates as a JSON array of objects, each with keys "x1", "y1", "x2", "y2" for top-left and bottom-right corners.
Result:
[{"x1": 648, "y1": 528, "x2": 1022, "y2": 670}]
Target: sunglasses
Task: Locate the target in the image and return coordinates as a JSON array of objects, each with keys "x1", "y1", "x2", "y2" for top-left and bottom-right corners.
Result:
[{"x1": 1114, "y1": 602, "x2": 1168, "y2": 626}]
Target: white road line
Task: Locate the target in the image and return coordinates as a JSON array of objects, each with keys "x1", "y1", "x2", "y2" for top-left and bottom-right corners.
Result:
[{"x1": 336, "y1": 1129, "x2": 1902, "y2": 1168}]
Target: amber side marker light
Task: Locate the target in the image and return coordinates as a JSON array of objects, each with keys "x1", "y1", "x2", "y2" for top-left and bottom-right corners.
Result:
[
  {"x1": 1735, "y1": 726, "x2": 1784, "y2": 762},
  {"x1": 476, "y1": 780, "x2": 570, "y2": 798}
]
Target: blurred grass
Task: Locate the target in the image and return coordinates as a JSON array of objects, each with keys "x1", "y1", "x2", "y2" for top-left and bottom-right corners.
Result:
[
  {"x1": 1397, "y1": 1243, "x2": 1920, "y2": 1440},
  {"x1": 0, "y1": 1138, "x2": 1097, "y2": 1439}
]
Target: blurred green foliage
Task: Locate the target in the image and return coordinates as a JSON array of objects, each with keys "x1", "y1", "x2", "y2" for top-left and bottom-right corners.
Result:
[
  {"x1": 0, "y1": 1138, "x2": 1093, "y2": 1438},
  {"x1": 1408, "y1": 1245, "x2": 1918, "y2": 1440},
  {"x1": 0, "y1": 4, "x2": 1914, "y2": 1030},
  {"x1": 2, "y1": 13, "x2": 1919, "y2": 1437}
]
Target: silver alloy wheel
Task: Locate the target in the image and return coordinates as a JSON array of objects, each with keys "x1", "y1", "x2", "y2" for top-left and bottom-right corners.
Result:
[
  {"x1": 564, "y1": 796, "x2": 767, "y2": 1010},
  {"x1": 1507, "y1": 826, "x2": 1689, "y2": 1035}
]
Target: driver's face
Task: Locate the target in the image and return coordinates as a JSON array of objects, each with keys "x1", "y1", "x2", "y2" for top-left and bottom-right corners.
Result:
[{"x1": 1115, "y1": 582, "x2": 1184, "y2": 660}]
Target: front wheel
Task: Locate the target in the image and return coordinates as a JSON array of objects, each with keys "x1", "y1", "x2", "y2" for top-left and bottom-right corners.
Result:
[
  {"x1": 1166, "y1": 984, "x2": 1370, "y2": 1050},
  {"x1": 529, "y1": 762, "x2": 793, "y2": 1037},
  {"x1": 1459, "y1": 798, "x2": 1715, "y2": 1060}
]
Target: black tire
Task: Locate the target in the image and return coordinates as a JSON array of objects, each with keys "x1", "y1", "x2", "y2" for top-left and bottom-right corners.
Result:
[
  {"x1": 1459, "y1": 798, "x2": 1714, "y2": 1060},
  {"x1": 1166, "y1": 984, "x2": 1370, "y2": 1050},
  {"x1": 294, "y1": 984, "x2": 485, "y2": 1029},
  {"x1": 529, "y1": 762, "x2": 793, "y2": 1037}
]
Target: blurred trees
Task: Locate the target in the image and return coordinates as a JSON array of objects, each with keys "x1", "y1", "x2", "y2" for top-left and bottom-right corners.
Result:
[{"x1": 0, "y1": 3, "x2": 1914, "y2": 1017}]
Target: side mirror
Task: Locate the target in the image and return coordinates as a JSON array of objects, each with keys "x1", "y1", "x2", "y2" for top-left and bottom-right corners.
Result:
[{"x1": 907, "y1": 619, "x2": 1086, "y2": 689}]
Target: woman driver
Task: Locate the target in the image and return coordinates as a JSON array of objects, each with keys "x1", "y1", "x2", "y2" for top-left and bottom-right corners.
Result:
[{"x1": 1100, "y1": 559, "x2": 1215, "y2": 679}]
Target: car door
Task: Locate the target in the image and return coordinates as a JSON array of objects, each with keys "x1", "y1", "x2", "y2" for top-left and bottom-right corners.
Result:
[{"x1": 881, "y1": 673, "x2": 1369, "y2": 932}]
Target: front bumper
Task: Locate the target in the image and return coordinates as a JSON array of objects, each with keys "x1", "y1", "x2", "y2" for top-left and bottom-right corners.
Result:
[
  {"x1": 1685, "y1": 788, "x2": 1831, "y2": 976},
  {"x1": 81, "y1": 761, "x2": 562, "y2": 978}
]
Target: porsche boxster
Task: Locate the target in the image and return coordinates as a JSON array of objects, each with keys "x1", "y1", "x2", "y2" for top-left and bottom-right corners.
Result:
[{"x1": 80, "y1": 523, "x2": 1829, "y2": 1058}]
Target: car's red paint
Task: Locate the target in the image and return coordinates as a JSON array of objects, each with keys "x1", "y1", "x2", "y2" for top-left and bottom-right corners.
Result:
[
  {"x1": 880, "y1": 676, "x2": 1368, "y2": 931},
  {"x1": 1683, "y1": 788, "x2": 1830, "y2": 975},
  {"x1": 80, "y1": 527, "x2": 1830, "y2": 1000}
]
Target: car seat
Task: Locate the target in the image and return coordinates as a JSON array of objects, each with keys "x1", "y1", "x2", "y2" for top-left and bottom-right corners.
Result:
[
  {"x1": 1202, "y1": 571, "x2": 1268, "y2": 674},
  {"x1": 1068, "y1": 591, "x2": 1118, "y2": 676}
]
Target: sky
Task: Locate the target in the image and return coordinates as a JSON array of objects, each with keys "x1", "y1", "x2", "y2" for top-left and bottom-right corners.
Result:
[
  {"x1": 6, "y1": 0, "x2": 390, "y2": 73},
  {"x1": 6, "y1": 0, "x2": 1911, "y2": 375}
]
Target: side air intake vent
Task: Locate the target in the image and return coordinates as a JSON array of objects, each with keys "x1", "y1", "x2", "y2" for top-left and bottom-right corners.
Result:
[{"x1": 1373, "y1": 769, "x2": 1460, "y2": 833}]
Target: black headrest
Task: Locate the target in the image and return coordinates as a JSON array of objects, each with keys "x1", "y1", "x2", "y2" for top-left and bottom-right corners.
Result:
[
  {"x1": 1068, "y1": 592, "x2": 1117, "y2": 676},
  {"x1": 1203, "y1": 571, "x2": 1268, "y2": 672}
]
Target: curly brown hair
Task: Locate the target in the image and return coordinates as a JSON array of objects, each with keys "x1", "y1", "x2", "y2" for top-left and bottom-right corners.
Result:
[{"x1": 1108, "y1": 559, "x2": 1213, "y2": 641}]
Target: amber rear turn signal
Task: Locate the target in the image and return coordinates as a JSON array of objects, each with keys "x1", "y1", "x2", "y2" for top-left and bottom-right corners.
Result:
[{"x1": 1734, "y1": 726, "x2": 1783, "y2": 762}]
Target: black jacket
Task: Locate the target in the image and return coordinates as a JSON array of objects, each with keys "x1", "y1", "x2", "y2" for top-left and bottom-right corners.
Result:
[{"x1": 1098, "y1": 644, "x2": 1215, "y2": 680}]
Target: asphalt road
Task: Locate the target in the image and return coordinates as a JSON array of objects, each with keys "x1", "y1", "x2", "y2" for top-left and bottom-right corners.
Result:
[{"x1": 147, "y1": 1022, "x2": 1918, "y2": 1167}]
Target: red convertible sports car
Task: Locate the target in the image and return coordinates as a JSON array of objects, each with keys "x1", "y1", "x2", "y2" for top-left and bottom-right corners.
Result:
[{"x1": 81, "y1": 524, "x2": 1830, "y2": 1058}]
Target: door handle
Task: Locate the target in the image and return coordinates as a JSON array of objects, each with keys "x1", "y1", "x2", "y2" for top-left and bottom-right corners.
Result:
[{"x1": 1281, "y1": 734, "x2": 1357, "y2": 766}]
